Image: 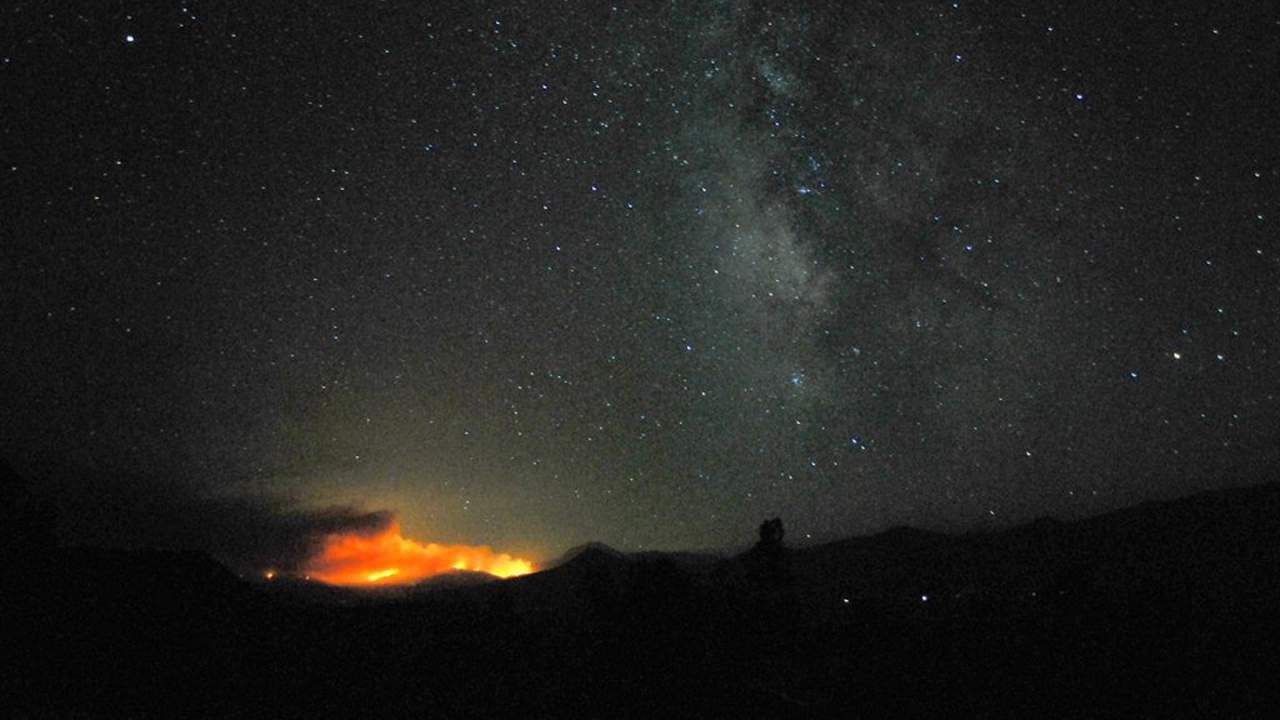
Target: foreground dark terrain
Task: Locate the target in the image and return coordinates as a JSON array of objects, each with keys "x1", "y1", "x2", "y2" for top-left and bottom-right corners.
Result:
[{"x1": 5, "y1": 468, "x2": 1280, "y2": 718}]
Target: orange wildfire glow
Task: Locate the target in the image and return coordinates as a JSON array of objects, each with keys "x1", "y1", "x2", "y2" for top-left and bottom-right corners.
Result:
[{"x1": 302, "y1": 521, "x2": 535, "y2": 586}]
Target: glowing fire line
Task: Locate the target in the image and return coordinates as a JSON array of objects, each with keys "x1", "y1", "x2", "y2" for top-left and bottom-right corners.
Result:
[{"x1": 301, "y1": 521, "x2": 534, "y2": 587}]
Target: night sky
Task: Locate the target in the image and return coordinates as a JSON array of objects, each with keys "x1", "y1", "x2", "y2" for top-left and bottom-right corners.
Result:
[{"x1": 4, "y1": 1, "x2": 1279, "y2": 568}]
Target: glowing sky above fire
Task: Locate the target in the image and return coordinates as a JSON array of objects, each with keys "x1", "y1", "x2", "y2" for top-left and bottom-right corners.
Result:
[{"x1": 4, "y1": 2, "x2": 1279, "y2": 567}]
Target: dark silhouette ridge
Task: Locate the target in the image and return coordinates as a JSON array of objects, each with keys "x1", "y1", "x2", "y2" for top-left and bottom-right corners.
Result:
[
  {"x1": 6, "y1": 480, "x2": 1280, "y2": 718},
  {"x1": 547, "y1": 540, "x2": 629, "y2": 569}
]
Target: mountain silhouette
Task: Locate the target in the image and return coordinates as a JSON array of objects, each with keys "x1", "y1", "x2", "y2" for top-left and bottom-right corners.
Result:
[
  {"x1": 546, "y1": 540, "x2": 630, "y2": 569},
  {"x1": 7, "y1": 480, "x2": 1280, "y2": 718}
]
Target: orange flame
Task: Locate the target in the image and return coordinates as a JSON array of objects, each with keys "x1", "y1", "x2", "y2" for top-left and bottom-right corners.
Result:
[{"x1": 302, "y1": 521, "x2": 535, "y2": 586}]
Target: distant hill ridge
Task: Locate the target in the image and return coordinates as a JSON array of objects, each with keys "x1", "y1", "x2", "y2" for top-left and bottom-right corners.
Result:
[
  {"x1": 11, "y1": 479, "x2": 1280, "y2": 610},
  {"x1": 11, "y1": 478, "x2": 1280, "y2": 718}
]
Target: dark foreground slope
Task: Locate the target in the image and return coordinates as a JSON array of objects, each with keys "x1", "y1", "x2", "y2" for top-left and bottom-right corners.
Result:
[{"x1": 5, "y1": 479, "x2": 1280, "y2": 718}]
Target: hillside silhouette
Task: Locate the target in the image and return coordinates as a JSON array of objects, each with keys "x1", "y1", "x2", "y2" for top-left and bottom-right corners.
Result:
[{"x1": 6, "y1": 465, "x2": 1280, "y2": 717}]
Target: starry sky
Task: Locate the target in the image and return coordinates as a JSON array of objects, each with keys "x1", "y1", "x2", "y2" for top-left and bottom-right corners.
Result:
[{"x1": 4, "y1": 1, "x2": 1279, "y2": 565}]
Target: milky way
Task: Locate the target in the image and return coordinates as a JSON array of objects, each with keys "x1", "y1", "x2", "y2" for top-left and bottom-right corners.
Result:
[{"x1": 4, "y1": 1, "x2": 1278, "y2": 563}]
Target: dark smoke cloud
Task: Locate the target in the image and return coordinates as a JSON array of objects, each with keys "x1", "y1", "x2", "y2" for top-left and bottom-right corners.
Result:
[{"x1": 11, "y1": 456, "x2": 394, "y2": 574}]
